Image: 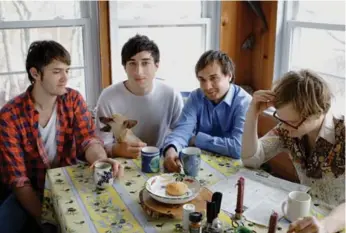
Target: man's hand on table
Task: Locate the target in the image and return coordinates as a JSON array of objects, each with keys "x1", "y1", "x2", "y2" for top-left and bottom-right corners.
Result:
[
  {"x1": 112, "y1": 141, "x2": 147, "y2": 159},
  {"x1": 189, "y1": 136, "x2": 196, "y2": 146},
  {"x1": 163, "y1": 147, "x2": 182, "y2": 173},
  {"x1": 91, "y1": 158, "x2": 124, "y2": 178},
  {"x1": 288, "y1": 216, "x2": 327, "y2": 233},
  {"x1": 86, "y1": 143, "x2": 124, "y2": 178}
]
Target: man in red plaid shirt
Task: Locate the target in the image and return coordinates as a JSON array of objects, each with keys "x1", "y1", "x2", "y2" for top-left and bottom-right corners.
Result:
[{"x1": 0, "y1": 40, "x2": 123, "y2": 233}]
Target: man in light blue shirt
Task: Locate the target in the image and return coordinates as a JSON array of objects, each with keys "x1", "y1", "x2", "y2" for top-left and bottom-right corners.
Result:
[{"x1": 163, "y1": 50, "x2": 252, "y2": 172}]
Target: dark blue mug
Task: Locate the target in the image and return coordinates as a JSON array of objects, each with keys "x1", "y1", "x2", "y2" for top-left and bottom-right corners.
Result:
[
  {"x1": 179, "y1": 147, "x2": 201, "y2": 177},
  {"x1": 141, "y1": 146, "x2": 160, "y2": 173}
]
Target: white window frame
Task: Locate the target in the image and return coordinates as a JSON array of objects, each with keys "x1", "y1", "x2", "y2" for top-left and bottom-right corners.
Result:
[
  {"x1": 274, "y1": 0, "x2": 346, "y2": 81},
  {"x1": 0, "y1": 1, "x2": 101, "y2": 107},
  {"x1": 109, "y1": 0, "x2": 221, "y2": 87}
]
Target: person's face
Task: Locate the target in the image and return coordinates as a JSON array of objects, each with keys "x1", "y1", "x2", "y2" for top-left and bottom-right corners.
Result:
[
  {"x1": 197, "y1": 62, "x2": 232, "y2": 104},
  {"x1": 275, "y1": 103, "x2": 322, "y2": 138},
  {"x1": 124, "y1": 51, "x2": 159, "y2": 89},
  {"x1": 30, "y1": 60, "x2": 69, "y2": 96}
]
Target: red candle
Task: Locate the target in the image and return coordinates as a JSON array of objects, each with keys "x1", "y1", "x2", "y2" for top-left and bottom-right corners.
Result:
[
  {"x1": 235, "y1": 177, "x2": 244, "y2": 218},
  {"x1": 268, "y1": 211, "x2": 278, "y2": 233}
]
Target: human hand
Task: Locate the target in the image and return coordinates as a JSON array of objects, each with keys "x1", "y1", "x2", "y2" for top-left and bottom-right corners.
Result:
[
  {"x1": 250, "y1": 90, "x2": 275, "y2": 115},
  {"x1": 90, "y1": 157, "x2": 124, "y2": 178},
  {"x1": 113, "y1": 141, "x2": 147, "y2": 159},
  {"x1": 189, "y1": 136, "x2": 196, "y2": 146},
  {"x1": 163, "y1": 147, "x2": 182, "y2": 173},
  {"x1": 288, "y1": 216, "x2": 327, "y2": 233}
]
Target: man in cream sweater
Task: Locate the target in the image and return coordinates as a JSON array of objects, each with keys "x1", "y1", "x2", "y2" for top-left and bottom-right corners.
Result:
[{"x1": 96, "y1": 34, "x2": 184, "y2": 159}]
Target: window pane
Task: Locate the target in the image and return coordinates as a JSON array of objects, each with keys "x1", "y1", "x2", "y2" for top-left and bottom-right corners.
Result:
[
  {"x1": 290, "y1": 27, "x2": 345, "y2": 114},
  {"x1": 0, "y1": 27, "x2": 84, "y2": 73},
  {"x1": 0, "y1": 73, "x2": 29, "y2": 107},
  {"x1": 114, "y1": 26, "x2": 205, "y2": 91},
  {"x1": 291, "y1": 1, "x2": 345, "y2": 25},
  {"x1": 67, "y1": 68, "x2": 86, "y2": 100},
  {"x1": 0, "y1": 69, "x2": 86, "y2": 108},
  {"x1": 322, "y1": 75, "x2": 345, "y2": 115},
  {"x1": 0, "y1": 1, "x2": 81, "y2": 21},
  {"x1": 290, "y1": 28, "x2": 345, "y2": 78},
  {"x1": 116, "y1": 1, "x2": 202, "y2": 20}
]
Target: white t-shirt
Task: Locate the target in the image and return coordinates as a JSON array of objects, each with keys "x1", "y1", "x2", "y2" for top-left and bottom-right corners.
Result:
[
  {"x1": 96, "y1": 80, "x2": 184, "y2": 153},
  {"x1": 38, "y1": 105, "x2": 57, "y2": 164}
]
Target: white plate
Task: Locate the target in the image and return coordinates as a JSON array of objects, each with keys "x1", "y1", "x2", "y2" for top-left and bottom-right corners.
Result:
[{"x1": 145, "y1": 173, "x2": 201, "y2": 204}]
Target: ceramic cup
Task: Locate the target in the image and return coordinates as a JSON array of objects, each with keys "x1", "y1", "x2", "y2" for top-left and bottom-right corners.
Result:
[
  {"x1": 179, "y1": 147, "x2": 201, "y2": 177},
  {"x1": 93, "y1": 161, "x2": 114, "y2": 189},
  {"x1": 281, "y1": 191, "x2": 311, "y2": 222},
  {"x1": 141, "y1": 146, "x2": 160, "y2": 173}
]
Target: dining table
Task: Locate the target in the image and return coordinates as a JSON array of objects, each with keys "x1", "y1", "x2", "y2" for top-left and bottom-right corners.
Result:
[{"x1": 41, "y1": 151, "x2": 329, "y2": 233}]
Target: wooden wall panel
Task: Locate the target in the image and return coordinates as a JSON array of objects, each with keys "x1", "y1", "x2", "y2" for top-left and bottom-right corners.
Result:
[
  {"x1": 220, "y1": 1, "x2": 278, "y2": 89},
  {"x1": 251, "y1": 1, "x2": 278, "y2": 90},
  {"x1": 98, "y1": 1, "x2": 112, "y2": 88},
  {"x1": 220, "y1": 1, "x2": 253, "y2": 86}
]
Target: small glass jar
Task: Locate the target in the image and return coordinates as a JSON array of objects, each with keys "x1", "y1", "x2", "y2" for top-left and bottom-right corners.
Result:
[{"x1": 189, "y1": 212, "x2": 203, "y2": 233}]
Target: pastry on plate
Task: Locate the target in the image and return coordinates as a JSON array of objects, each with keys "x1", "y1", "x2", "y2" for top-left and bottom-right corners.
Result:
[{"x1": 166, "y1": 182, "x2": 188, "y2": 196}]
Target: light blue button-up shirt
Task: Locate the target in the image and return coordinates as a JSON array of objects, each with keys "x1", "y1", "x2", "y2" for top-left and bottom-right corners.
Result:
[{"x1": 163, "y1": 84, "x2": 252, "y2": 159}]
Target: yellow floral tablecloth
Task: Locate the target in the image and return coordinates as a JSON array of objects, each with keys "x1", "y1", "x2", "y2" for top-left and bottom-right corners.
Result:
[{"x1": 42, "y1": 152, "x2": 329, "y2": 233}]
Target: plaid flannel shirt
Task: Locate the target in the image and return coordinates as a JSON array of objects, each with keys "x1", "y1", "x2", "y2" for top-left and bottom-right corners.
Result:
[{"x1": 0, "y1": 86, "x2": 102, "y2": 199}]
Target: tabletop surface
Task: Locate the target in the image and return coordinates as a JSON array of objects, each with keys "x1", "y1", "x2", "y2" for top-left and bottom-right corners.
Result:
[{"x1": 42, "y1": 152, "x2": 327, "y2": 233}]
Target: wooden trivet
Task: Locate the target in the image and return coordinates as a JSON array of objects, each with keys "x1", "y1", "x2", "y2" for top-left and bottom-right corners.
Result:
[{"x1": 139, "y1": 187, "x2": 212, "y2": 219}]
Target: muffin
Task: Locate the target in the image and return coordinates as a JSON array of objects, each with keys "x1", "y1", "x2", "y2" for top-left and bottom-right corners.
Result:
[{"x1": 166, "y1": 182, "x2": 188, "y2": 196}]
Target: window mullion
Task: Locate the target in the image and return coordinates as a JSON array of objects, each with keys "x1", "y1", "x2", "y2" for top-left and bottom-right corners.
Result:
[
  {"x1": 79, "y1": 1, "x2": 90, "y2": 18},
  {"x1": 117, "y1": 18, "x2": 211, "y2": 28},
  {"x1": 0, "y1": 19, "x2": 88, "y2": 30},
  {"x1": 287, "y1": 20, "x2": 346, "y2": 31}
]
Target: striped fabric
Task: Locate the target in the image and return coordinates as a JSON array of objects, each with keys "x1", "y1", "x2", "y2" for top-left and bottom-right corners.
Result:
[{"x1": 0, "y1": 86, "x2": 102, "y2": 199}]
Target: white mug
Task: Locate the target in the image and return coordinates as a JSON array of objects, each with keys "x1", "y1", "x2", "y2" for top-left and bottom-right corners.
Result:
[
  {"x1": 93, "y1": 161, "x2": 114, "y2": 189},
  {"x1": 281, "y1": 191, "x2": 311, "y2": 222}
]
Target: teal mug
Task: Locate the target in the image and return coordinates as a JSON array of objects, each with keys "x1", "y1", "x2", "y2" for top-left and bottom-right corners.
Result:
[{"x1": 141, "y1": 146, "x2": 160, "y2": 173}]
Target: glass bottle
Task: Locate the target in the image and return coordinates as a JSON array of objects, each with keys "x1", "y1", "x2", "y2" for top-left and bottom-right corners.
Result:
[{"x1": 189, "y1": 212, "x2": 203, "y2": 233}]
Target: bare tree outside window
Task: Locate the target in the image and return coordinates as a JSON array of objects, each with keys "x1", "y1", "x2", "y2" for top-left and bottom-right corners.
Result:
[{"x1": 0, "y1": 1, "x2": 86, "y2": 107}]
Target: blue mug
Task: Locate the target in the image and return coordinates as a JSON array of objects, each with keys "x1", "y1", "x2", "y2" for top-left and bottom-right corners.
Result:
[
  {"x1": 179, "y1": 147, "x2": 201, "y2": 177},
  {"x1": 141, "y1": 146, "x2": 160, "y2": 173}
]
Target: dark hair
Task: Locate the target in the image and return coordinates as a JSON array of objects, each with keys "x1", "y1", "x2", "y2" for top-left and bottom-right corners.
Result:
[
  {"x1": 273, "y1": 69, "x2": 332, "y2": 118},
  {"x1": 195, "y1": 50, "x2": 235, "y2": 82},
  {"x1": 25, "y1": 40, "x2": 71, "y2": 84},
  {"x1": 121, "y1": 34, "x2": 160, "y2": 66}
]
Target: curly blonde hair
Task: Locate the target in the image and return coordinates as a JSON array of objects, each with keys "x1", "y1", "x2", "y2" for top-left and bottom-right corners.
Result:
[{"x1": 273, "y1": 69, "x2": 332, "y2": 118}]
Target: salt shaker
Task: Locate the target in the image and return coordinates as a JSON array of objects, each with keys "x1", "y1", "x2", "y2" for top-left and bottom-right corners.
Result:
[{"x1": 182, "y1": 203, "x2": 195, "y2": 233}]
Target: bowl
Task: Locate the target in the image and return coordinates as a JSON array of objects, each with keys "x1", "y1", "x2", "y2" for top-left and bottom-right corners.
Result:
[{"x1": 145, "y1": 173, "x2": 201, "y2": 204}]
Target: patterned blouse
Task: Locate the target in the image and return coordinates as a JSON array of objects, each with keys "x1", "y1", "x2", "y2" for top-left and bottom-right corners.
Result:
[{"x1": 242, "y1": 110, "x2": 345, "y2": 208}]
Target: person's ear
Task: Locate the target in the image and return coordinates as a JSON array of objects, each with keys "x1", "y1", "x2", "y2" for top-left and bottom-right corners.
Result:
[
  {"x1": 29, "y1": 67, "x2": 40, "y2": 81},
  {"x1": 229, "y1": 74, "x2": 234, "y2": 83}
]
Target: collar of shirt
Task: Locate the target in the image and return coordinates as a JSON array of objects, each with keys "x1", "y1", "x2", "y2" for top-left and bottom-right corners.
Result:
[
  {"x1": 203, "y1": 85, "x2": 234, "y2": 107},
  {"x1": 317, "y1": 109, "x2": 335, "y2": 144},
  {"x1": 23, "y1": 85, "x2": 37, "y2": 112}
]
